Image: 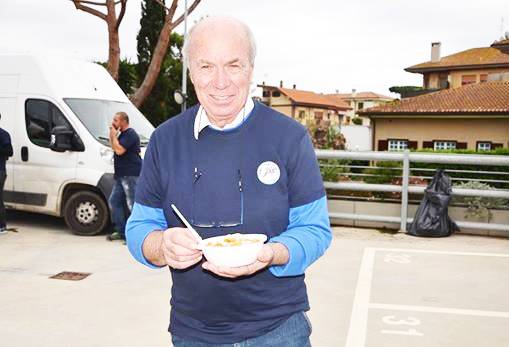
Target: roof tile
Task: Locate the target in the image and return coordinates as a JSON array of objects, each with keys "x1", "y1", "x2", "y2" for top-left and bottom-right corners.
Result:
[
  {"x1": 406, "y1": 45, "x2": 509, "y2": 72},
  {"x1": 359, "y1": 81, "x2": 509, "y2": 114},
  {"x1": 327, "y1": 91, "x2": 394, "y2": 100},
  {"x1": 278, "y1": 87, "x2": 351, "y2": 110}
]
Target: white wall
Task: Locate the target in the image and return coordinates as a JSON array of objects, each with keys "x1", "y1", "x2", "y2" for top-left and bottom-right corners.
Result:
[{"x1": 341, "y1": 125, "x2": 372, "y2": 151}]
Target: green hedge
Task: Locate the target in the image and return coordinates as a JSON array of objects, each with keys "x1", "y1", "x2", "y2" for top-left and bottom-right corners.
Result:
[
  {"x1": 319, "y1": 159, "x2": 351, "y2": 182},
  {"x1": 414, "y1": 148, "x2": 509, "y2": 156},
  {"x1": 363, "y1": 161, "x2": 401, "y2": 184},
  {"x1": 321, "y1": 149, "x2": 509, "y2": 188},
  {"x1": 410, "y1": 148, "x2": 509, "y2": 189},
  {"x1": 321, "y1": 149, "x2": 509, "y2": 203}
]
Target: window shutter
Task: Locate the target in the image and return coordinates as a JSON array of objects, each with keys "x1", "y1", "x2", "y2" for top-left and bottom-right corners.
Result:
[
  {"x1": 408, "y1": 141, "x2": 418, "y2": 150},
  {"x1": 493, "y1": 143, "x2": 503, "y2": 149},
  {"x1": 456, "y1": 142, "x2": 468, "y2": 149},
  {"x1": 378, "y1": 140, "x2": 388, "y2": 151},
  {"x1": 422, "y1": 141, "x2": 433, "y2": 149}
]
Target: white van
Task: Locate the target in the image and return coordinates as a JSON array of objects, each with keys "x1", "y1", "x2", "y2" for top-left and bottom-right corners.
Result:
[{"x1": 0, "y1": 54, "x2": 154, "y2": 235}]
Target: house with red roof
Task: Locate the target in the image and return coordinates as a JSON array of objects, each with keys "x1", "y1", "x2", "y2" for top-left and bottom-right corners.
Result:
[
  {"x1": 326, "y1": 90, "x2": 394, "y2": 125},
  {"x1": 259, "y1": 82, "x2": 351, "y2": 129},
  {"x1": 359, "y1": 81, "x2": 509, "y2": 152},
  {"x1": 406, "y1": 37, "x2": 509, "y2": 91}
]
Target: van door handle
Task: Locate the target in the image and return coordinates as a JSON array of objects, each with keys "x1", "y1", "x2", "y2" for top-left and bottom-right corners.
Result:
[{"x1": 21, "y1": 146, "x2": 28, "y2": 162}]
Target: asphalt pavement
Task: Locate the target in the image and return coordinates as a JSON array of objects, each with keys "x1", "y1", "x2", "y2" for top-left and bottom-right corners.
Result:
[{"x1": 1, "y1": 211, "x2": 508, "y2": 347}]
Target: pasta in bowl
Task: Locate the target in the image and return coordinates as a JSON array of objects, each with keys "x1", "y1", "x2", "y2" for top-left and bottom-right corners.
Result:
[{"x1": 198, "y1": 233, "x2": 268, "y2": 267}]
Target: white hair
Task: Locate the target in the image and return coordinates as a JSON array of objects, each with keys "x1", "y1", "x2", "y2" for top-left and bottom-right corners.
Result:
[{"x1": 182, "y1": 16, "x2": 257, "y2": 68}]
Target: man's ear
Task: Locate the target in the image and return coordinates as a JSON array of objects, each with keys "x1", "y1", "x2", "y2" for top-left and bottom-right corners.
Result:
[
  {"x1": 188, "y1": 68, "x2": 195, "y2": 85},
  {"x1": 247, "y1": 67, "x2": 255, "y2": 91}
]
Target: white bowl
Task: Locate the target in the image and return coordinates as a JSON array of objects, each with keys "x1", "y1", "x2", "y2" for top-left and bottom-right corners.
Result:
[{"x1": 199, "y1": 233, "x2": 268, "y2": 268}]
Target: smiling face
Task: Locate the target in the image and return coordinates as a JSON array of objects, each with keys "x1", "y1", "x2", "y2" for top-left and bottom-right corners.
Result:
[{"x1": 188, "y1": 19, "x2": 253, "y2": 127}]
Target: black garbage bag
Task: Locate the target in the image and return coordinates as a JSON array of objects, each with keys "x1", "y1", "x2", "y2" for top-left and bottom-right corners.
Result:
[{"x1": 408, "y1": 169, "x2": 459, "y2": 237}]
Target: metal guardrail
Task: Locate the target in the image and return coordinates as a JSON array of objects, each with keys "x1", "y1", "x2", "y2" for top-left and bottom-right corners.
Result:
[{"x1": 316, "y1": 149, "x2": 509, "y2": 234}]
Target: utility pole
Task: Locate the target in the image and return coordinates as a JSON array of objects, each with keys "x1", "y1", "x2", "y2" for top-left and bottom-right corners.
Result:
[{"x1": 181, "y1": 0, "x2": 188, "y2": 112}]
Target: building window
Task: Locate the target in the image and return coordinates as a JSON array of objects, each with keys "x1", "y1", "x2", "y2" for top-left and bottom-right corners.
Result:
[
  {"x1": 272, "y1": 91, "x2": 281, "y2": 97},
  {"x1": 438, "y1": 72, "x2": 449, "y2": 89},
  {"x1": 314, "y1": 111, "x2": 323, "y2": 120},
  {"x1": 298, "y1": 110, "x2": 305, "y2": 119},
  {"x1": 480, "y1": 74, "x2": 488, "y2": 83},
  {"x1": 461, "y1": 75, "x2": 476, "y2": 86},
  {"x1": 477, "y1": 142, "x2": 491, "y2": 151},
  {"x1": 358, "y1": 102, "x2": 364, "y2": 110},
  {"x1": 262, "y1": 90, "x2": 270, "y2": 97},
  {"x1": 434, "y1": 141, "x2": 456, "y2": 150},
  {"x1": 388, "y1": 139, "x2": 408, "y2": 151}
]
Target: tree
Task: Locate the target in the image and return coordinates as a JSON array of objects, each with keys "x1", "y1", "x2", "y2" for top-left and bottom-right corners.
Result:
[
  {"x1": 70, "y1": 0, "x2": 202, "y2": 108},
  {"x1": 117, "y1": 59, "x2": 138, "y2": 94},
  {"x1": 70, "y1": 0, "x2": 127, "y2": 81},
  {"x1": 98, "y1": 44, "x2": 197, "y2": 126},
  {"x1": 96, "y1": 58, "x2": 137, "y2": 94},
  {"x1": 131, "y1": 0, "x2": 201, "y2": 108},
  {"x1": 97, "y1": 4, "x2": 197, "y2": 126},
  {"x1": 137, "y1": 8, "x2": 198, "y2": 125},
  {"x1": 388, "y1": 85, "x2": 425, "y2": 99}
]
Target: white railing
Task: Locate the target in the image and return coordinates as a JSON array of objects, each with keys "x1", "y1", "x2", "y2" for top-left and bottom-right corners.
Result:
[{"x1": 316, "y1": 150, "x2": 509, "y2": 233}]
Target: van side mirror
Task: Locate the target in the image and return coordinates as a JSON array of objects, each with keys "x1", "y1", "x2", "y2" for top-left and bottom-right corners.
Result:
[{"x1": 50, "y1": 126, "x2": 74, "y2": 152}]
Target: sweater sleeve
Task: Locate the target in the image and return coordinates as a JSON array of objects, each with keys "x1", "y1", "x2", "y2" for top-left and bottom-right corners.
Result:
[
  {"x1": 269, "y1": 196, "x2": 331, "y2": 277},
  {"x1": 126, "y1": 203, "x2": 167, "y2": 269}
]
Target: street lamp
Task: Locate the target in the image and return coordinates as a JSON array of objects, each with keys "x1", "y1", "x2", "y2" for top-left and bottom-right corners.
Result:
[{"x1": 174, "y1": 89, "x2": 186, "y2": 106}]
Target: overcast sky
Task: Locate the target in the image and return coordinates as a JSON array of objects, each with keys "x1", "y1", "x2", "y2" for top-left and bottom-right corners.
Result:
[{"x1": 1, "y1": 0, "x2": 508, "y2": 97}]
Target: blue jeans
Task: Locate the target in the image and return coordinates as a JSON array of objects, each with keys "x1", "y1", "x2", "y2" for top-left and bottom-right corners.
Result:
[
  {"x1": 108, "y1": 176, "x2": 138, "y2": 236},
  {"x1": 171, "y1": 311, "x2": 312, "y2": 347}
]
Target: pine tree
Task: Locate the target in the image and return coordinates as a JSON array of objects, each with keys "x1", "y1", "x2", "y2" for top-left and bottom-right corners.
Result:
[{"x1": 136, "y1": 0, "x2": 197, "y2": 126}]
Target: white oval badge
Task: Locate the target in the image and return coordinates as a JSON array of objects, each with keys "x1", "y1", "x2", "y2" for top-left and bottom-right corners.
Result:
[{"x1": 257, "y1": 161, "x2": 280, "y2": 185}]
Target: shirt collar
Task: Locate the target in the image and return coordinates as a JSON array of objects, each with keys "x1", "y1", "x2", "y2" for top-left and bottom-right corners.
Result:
[{"x1": 194, "y1": 97, "x2": 255, "y2": 140}]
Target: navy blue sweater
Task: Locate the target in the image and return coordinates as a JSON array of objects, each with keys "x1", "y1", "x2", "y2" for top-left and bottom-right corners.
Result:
[{"x1": 127, "y1": 102, "x2": 331, "y2": 343}]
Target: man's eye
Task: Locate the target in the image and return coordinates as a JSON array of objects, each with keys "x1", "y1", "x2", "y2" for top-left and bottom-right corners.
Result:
[
  {"x1": 228, "y1": 64, "x2": 242, "y2": 72},
  {"x1": 201, "y1": 65, "x2": 212, "y2": 70}
]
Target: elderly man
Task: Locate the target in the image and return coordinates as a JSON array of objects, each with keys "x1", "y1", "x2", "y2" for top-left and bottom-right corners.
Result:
[{"x1": 126, "y1": 16, "x2": 331, "y2": 346}]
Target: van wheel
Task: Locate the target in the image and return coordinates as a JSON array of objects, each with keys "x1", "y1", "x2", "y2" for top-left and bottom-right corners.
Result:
[{"x1": 64, "y1": 191, "x2": 109, "y2": 236}]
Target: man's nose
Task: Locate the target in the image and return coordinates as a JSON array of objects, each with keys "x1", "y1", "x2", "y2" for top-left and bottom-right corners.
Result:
[{"x1": 212, "y1": 67, "x2": 230, "y2": 89}]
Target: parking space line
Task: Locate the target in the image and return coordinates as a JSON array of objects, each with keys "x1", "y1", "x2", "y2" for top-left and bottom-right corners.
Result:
[
  {"x1": 371, "y1": 248, "x2": 509, "y2": 258},
  {"x1": 345, "y1": 247, "x2": 376, "y2": 347},
  {"x1": 369, "y1": 303, "x2": 509, "y2": 318}
]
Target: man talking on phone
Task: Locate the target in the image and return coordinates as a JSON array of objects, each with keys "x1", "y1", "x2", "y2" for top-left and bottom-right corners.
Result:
[{"x1": 107, "y1": 111, "x2": 142, "y2": 242}]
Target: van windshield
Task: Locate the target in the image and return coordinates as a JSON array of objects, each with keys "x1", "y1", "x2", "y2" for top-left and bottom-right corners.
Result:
[{"x1": 64, "y1": 98, "x2": 154, "y2": 146}]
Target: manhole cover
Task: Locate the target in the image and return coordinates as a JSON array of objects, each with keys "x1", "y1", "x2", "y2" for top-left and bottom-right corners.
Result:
[{"x1": 49, "y1": 271, "x2": 91, "y2": 281}]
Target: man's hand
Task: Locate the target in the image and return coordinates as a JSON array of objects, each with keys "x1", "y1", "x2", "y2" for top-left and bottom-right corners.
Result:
[
  {"x1": 109, "y1": 125, "x2": 118, "y2": 139},
  {"x1": 202, "y1": 243, "x2": 289, "y2": 278},
  {"x1": 108, "y1": 125, "x2": 126, "y2": 155},
  {"x1": 160, "y1": 227, "x2": 202, "y2": 270}
]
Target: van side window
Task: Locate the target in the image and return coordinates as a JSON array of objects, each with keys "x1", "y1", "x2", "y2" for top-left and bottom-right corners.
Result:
[{"x1": 25, "y1": 99, "x2": 72, "y2": 148}]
